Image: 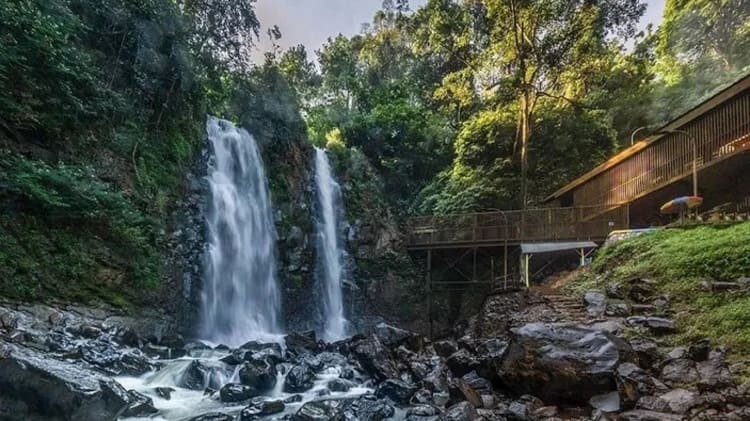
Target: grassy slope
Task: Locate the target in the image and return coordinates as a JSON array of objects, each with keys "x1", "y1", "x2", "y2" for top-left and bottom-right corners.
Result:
[{"x1": 570, "y1": 222, "x2": 750, "y2": 353}]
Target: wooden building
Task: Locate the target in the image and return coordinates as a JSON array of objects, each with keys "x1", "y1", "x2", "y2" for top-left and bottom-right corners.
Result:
[{"x1": 544, "y1": 74, "x2": 750, "y2": 226}]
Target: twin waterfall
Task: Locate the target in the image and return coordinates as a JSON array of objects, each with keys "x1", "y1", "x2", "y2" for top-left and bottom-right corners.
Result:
[
  {"x1": 314, "y1": 147, "x2": 349, "y2": 342},
  {"x1": 201, "y1": 117, "x2": 348, "y2": 345},
  {"x1": 201, "y1": 117, "x2": 283, "y2": 346}
]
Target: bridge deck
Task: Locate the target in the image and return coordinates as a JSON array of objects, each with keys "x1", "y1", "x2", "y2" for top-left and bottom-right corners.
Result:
[{"x1": 406, "y1": 205, "x2": 628, "y2": 249}]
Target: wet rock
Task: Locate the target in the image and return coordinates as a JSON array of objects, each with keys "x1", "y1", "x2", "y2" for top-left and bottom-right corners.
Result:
[
  {"x1": 219, "y1": 383, "x2": 257, "y2": 403},
  {"x1": 446, "y1": 349, "x2": 479, "y2": 377},
  {"x1": 433, "y1": 391, "x2": 450, "y2": 407},
  {"x1": 341, "y1": 395, "x2": 395, "y2": 420},
  {"x1": 159, "y1": 333, "x2": 185, "y2": 350},
  {"x1": 0, "y1": 344, "x2": 132, "y2": 421},
  {"x1": 258, "y1": 400, "x2": 285, "y2": 415},
  {"x1": 239, "y1": 357, "x2": 278, "y2": 392},
  {"x1": 284, "y1": 394, "x2": 303, "y2": 403},
  {"x1": 617, "y1": 409, "x2": 682, "y2": 420},
  {"x1": 180, "y1": 359, "x2": 231, "y2": 391},
  {"x1": 461, "y1": 371, "x2": 491, "y2": 392},
  {"x1": 584, "y1": 291, "x2": 607, "y2": 317},
  {"x1": 374, "y1": 323, "x2": 421, "y2": 350},
  {"x1": 240, "y1": 341, "x2": 284, "y2": 363},
  {"x1": 505, "y1": 395, "x2": 543, "y2": 420},
  {"x1": 625, "y1": 317, "x2": 676, "y2": 334},
  {"x1": 660, "y1": 358, "x2": 699, "y2": 386},
  {"x1": 589, "y1": 391, "x2": 620, "y2": 412},
  {"x1": 121, "y1": 390, "x2": 158, "y2": 418},
  {"x1": 655, "y1": 388, "x2": 701, "y2": 414},
  {"x1": 474, "y1": 338, "x2": 508, "y2": 380},
  {"x1": 457, "y1": 379, "x2": 483, "y2": 408},
  {"x1": 292, "y1": 399, "x2": 346, "y2": 420},
  {"x1": 188, "y1": 413, "x2": 235, "y2": 421},
  {"x1": 498, "y1": 323, "x2": 632, "y2": 404},
  {"x1": 329, "y1": 378, "x2": 355, "y2": 392},
  {"x1": 219, "y1": 349, "x2": 246, "y2": 365},
  {"x1": 410, "y1": 388, "x2": 433, "y2": 405},
  {"x1": 375, "y1": 379, "x2": 418, "y2": 404},
  {"x1": 433, "y1": 340, "x2": 458, "y2": 358},
  {"x1": 286, "y1": 331, "x2": 318, "y2": 351},
  {"x1": 406, "y1": 404, "x2": 441, "y2": 417},
  {"x1": 284, "y1": 363, "x2": 316, "y2": 392},
  {"x1": 352, "y1": 336, "x2": 398, "y2": 381},
  {"x1": 444, "y1": 401, "x2": 478, "y2": 421},
  {"x1": 154, "y1": 386, "x2": 175, "y2": 400},
  {"x1": 616, "y1": 363, "x2": 662, "y2": 408}
]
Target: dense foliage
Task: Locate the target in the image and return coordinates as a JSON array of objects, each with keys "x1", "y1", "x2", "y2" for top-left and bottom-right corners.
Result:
[{"x1": 296, "y1": 0, "x2": 749, "y2": 214}]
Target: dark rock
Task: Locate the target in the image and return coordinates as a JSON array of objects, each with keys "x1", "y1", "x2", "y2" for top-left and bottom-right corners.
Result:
[
  {"x1": 616, "y1": 363, "x2": 662, "y2": 408},
  {"x1": 240, "y1": 341, "x2": 284, "y2": 363},
  {"x1": 617, "y1": 409, "x2": 682, "y2": 420},
  {"x1": 284, "y1": 394, "x2": 304, "y2": 403},
  {"x1": 584, "y1": 291, "x2": 607, "y2": 317},
  {"x1": 627, "y1": 278, "x2": 656, "y2": 303},
  {"x1": 113, "y1": 327, "x2": 141, "y2": 347},
  {"x1": 375, "y1": 379, "x2": 418, "y2": 405},
  {"x1": 410, "y1": 388, "x2": 433, "y2": 405},
  {"x1": 606, "y1": 301, "x2": 631, "y2": 317},
  {"x1": 446, "y1": 349, "x2": 479, "y2": 377},
  {"x1": 154, "y1": 386, "x2": 175, "y2": 400},
  {"x1": 351, "y1": 336, "x2": 398, "y2": 381},
  {"x1": 284, "y1": 363, "x2": 316, "y2": 392},
  {"x1": 629, "y1": 338, "x2": 660, "y2": 370},
  {"x1": 258, "y1": 400, "x2": 285, "y2": 415},
  {"x1": 220, "y1": 349, "x2": 246, "y2": 365},
  {"x1": 159, "y1": 333, "x2": 185, "y2": 349},
  {"x1": 184, "y1": 341, "x2": 212, "y2": 353},
  {"x1": 687, "y1": 339, "x2": 711, "y2": 362},
  {"x1": 292, "y1": 399, "x2": 346, "y2": 420},
  {"x1": 461, "y1": 371, "x2": 491, "y2": 391},
  {"x1": 187, "y1": 413, "x2": 234, "y2": 421},
  {"x1": 286, "y1": 331, "x2": 318, "y2": 351},
  {"x1": 374, "y1": 323, "x2": 421, "y2": 350},
  {"x1": 498, "y1": 323, "x2": 632, "y2": 404},
  {"x1": 328, "y1": 378, "x2": 355, "y2": 392},
  {"x1": 341, "y1": 395, "x2": 395, "y2": 420},
  {"x1": 444, "y1": 401, "x2": 478, "y2": 421},
  {"x1": 457, "y1": 379, "x2": 483, "y2": 408},
  {"x1": 697, "y1": 349, "x2": 733, "y2": 391},
  {"x1": 655, "y1": 388, "x2": 701, "y2": 414},
  {"x1": 589, "y1": 391, "x2": 621, "y2": 412},
  {"x1": 178, "y1": 360, "x2": 230, "y2": 390},
  {"x1": 219, "y1": 383, "x2": 257, "y2": 403},
  {"x1": 625, "y1": 317, "x2": 676, "y2": 334},
  {"x1": 406, "y1": 404, "x2": 440, "y2": 417},
  {"x1": 433, "y1": 340, "x2": 458, "y2": 358},
  {"x1": 660, "y1": 358, "x2": 698, "y2": 386},
  {"x1": 0, "y1": 344, "x2": 132, "y2": 421},
  {"x1": 605, "y1": 282, "x2": 625, "y2": 299},
  {"x1": 121, "y1": 390, "x2": 158, "y2": 418},
  {"x1": 239, "y1": 357, "x2": 277, "y2": 392}
]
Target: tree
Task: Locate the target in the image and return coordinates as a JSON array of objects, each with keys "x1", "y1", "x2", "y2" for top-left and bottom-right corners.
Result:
[{"x1": 473, "y1": 0, "x2": 645, "y2": 208}]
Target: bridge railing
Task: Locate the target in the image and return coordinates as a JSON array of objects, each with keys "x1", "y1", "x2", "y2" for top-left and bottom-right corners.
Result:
[{"x1": 407, "y1": 204, "x2": 628, "y2": 247}]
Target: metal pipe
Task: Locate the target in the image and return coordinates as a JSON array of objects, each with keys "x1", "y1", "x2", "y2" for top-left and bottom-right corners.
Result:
[{"x1": 630, "y1": 126, "x2": 648, "y2": 145}]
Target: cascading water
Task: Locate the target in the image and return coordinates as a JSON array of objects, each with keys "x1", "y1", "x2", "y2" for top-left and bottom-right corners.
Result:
[
  {"x1": 201, "y1": 116, "x2": 282, "y2": 346},
  {"x1": 313, "y1": 147, "x2": 350, "y2": 342}
]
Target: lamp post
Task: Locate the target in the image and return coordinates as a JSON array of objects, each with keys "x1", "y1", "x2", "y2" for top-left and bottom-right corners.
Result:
[
  {"x1": 630, "y1": 126, "x2": 649, "y2": 145},
  {"x1": 661, "y1": 129, "x2": 698, "y2": 197}
]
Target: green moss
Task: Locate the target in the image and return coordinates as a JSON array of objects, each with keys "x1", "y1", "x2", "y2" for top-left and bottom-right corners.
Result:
[{"x1": 571, "y1": 222, "x2": 750, "y2": 353}]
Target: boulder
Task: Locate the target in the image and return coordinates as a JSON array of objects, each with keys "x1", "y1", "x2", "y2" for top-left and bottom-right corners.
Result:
[
  {"x1": 697, "y1": 349, "x2": 733, "y2": 391},
  {"x1": 0, "y1": 344, "x2": 132, "y2": 421},
  {"x1": 178, "y1": 359, "x2": 229, "y2": 390},
  {"x1": 444, "y1": 401, "x2": 478, "y2": 421},
  {"x1": 374, "y1": 323, "x2": 421, "y2": 350},
  {"x1": 351, "y1": 336, "x2": 399, "y2": 381},
  {"x1": 121, "y1": 390, "x2": 158, "y2": 418},
  {"x1": 629, "y1": 339, "x2": 660, "y2": 370},
  {"x1": 655, "y1": 388, "x2": 701, "y2": 414},
  {"x1": 375, "y1": 379, "x2": 418, "y2": 405},
  {"x1": 328, "y1": 378, "x2": 355, "y2": 392},
  {"x1": 498, "y1": 323, "x2": 632, "y2": 404},
  {"x1": 257, "y1": 400, "x2": 285, "y2": 415},
  {"x1": 341, "y1": 395, "x2": 395, "y2": 420},
  {"x1": 292, "y1": 399, "x2": 346, "y2": 421},
  {"x1": 660, "y1": 358, "x2": 699, "y2": 386},
  {"x1": 616, "y1": 363, "x2": 663, "y2": 408},
  {"x1": 239, "y1": 357, "x2": 277, "y2": 392},
  {"x1": 219, "y1": 383, "x2": 257, "y2": 403},
  {"x1": 446, "y1": 349, "x2": 479, "y2": 377},
  {"x1": 626, "y1": 317, "x2": 676, "y2": 334},
  {"x1": 240, "y1": 341, "x2": 284, "y2": 363},
  {"x1": 285, "y1": 331, "x2": 318, "y2": 351},
  {"x1": 284, "y1": 363, "x2": 316, "y2": 393},
  {"x1": 154, "y1": 387, "x2": 175, "y2": 400},
  {"x1": 589, "y1": 391, "x2": 621, "y2": 412},
  {"x1": 584, "y1": 291, "x2": 607, "y2": 317},
  {"x1": 433, "y1": 340, "x2": 458, "y2": 358}
]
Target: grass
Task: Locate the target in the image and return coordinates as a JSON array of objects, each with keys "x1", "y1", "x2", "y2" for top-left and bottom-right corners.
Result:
[{"x1": 569, "y1": 222, "x2": 750, "y2": 354}]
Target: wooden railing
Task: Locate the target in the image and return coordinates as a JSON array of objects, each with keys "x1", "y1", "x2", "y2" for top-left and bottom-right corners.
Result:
[{"x1": 407, "y1": 205, "x2": 628, "y2": 248}]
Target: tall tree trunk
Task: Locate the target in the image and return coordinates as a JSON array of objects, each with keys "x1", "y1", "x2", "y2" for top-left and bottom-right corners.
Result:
[{"x1": 519, "y1": 90, "x2": 532, "y2": 210}]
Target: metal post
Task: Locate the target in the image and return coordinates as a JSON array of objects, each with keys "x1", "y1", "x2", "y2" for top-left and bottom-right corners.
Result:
[
  {"x1": 524, "y1": 254, "x2": 531, "y2": 288},
  {"x1": 427, "y1": 249, "x2": 432, "y2": 339}
]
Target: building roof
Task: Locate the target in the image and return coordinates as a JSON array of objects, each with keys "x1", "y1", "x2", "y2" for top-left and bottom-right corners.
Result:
[
  {"x1": 521, "y1": 241, "x2": 597, "y2": 254},
  {"x1": 544, "y1": 73, "x2": 750, "y2": 203}
]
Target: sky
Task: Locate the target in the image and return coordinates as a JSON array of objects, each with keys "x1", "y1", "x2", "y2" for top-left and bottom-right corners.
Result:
[{"x1": 253, "y1": 0, "x2": 667, "y2": 59}]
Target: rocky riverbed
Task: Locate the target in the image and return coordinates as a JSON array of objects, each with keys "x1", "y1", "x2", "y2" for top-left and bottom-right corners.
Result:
[{"x1": 1, "y1": 285, "x2": 750, "y2": 421}]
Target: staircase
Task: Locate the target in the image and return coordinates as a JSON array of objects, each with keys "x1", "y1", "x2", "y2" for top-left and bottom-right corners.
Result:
[{"x1": 544, "y1": 294, "x2": 587, "y2": 322}]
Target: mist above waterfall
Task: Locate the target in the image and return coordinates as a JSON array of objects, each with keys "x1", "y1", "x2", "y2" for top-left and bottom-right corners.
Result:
[
  {"x1": 314, "y1": 147, "x2": 349, "y2": 342},
  {"x1": 201, "y1": 117, "x2": 283, "y2": 347}
]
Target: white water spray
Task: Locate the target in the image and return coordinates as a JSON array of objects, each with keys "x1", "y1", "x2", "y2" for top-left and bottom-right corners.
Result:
[
  {"x1": 313, "y1": 147, "x2": 349, "y2": 341},
  {"x1": 200, "y1": 116, "x2": 282, "y2": 346}
]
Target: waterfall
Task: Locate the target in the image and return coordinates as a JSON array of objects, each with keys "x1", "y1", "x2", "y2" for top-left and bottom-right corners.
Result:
[
  {"x1": 313, "y1": 146, "x2": 349, "y2": 342},
  {"x1": 200, "y1": 116, "x2": 282, "y2": 346}
]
